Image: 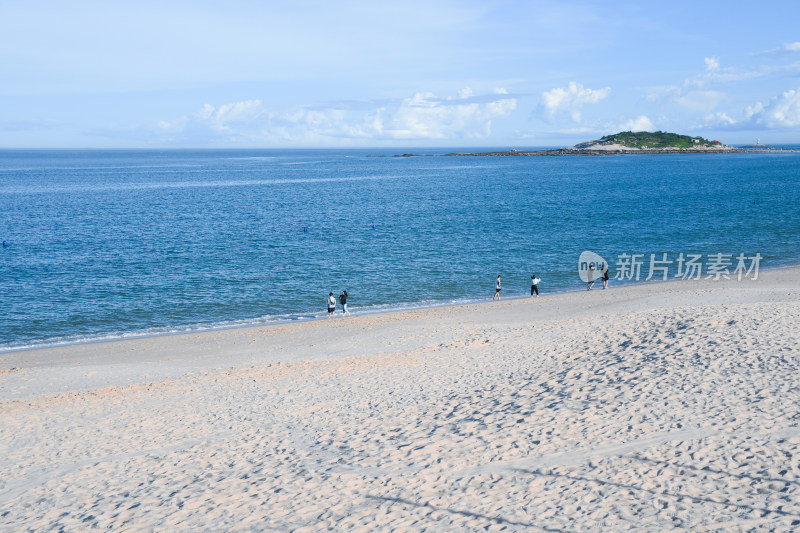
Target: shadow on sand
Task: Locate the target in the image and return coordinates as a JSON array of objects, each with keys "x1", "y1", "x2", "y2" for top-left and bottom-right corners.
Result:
[
  {"x1": 517, "y1": 467, "x2": 800, "y2": 521},
  {"x1": 367, "y1": 495, "x2": 562, "y2": 531}
]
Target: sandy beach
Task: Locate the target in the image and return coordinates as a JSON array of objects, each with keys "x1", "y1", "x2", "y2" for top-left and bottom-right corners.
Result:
[{"x1": 1, "y1": 269, "x2": 799, "y2": 531}]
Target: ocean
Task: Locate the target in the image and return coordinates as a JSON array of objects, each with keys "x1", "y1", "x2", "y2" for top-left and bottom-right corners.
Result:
[{"x1": 2, "y1": 148, "x2": 800, "y2": 351}]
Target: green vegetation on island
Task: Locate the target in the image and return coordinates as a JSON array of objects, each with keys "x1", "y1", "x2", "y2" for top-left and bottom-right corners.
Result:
[
  {"x1": 445, "y1": 130, "x2": 757, "y2": 156},
  {"x1": 576, "y1": 131, "x2": 721, "y2": 149}
]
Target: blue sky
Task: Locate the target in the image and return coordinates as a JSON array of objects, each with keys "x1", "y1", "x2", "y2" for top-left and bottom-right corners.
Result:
[{"x1": 2, "y1": 0, "x2": 800, "y2": 148}]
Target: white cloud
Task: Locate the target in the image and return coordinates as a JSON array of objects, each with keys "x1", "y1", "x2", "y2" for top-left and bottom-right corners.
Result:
[
  {"x1": 647, "y1": 59, "x2": 728, "y2": 112},
  {"x1": 619, "y1": 115, "x2": 654, "y2": 132},
  {"x1": 540, "y1": 82, "x2": 610, "y2": 122},
  {"x1": 753, "y1": 42, "x2": 800, "y2": 57},
  {"x1": 744, "y1": 102, "x2": 765, "y2": 121},
  {"x1": 694, "y1": 88, "x2": 800, "y2": 131},
  {"x1": 648, "y1": 55, "x2": 800, "y2": 116},
  {"x1": 155, "y1": 89, "x2": 517, "y2": 145},
  {"x1": 458, "y1": 87, "x2": 474, "y2": 99},
  {"x1": 387, "y1": 89, "x2": 516, "y2": 139},
  {"x1": 159, "y1": 99, "x2": 265, "y2": 138},
  {"x1": 202, "y1": 100, "x2": 265, "y2": 131},
  {"x1": 692, "y1": 111, "x2": 738, "y2": 132},
  {"x1": 647, "y1": 84, "x2": 726, "y2": 112},
  {"x1": 747, "y1": 88, "x2": 800, "y2": 127},
  {"x1": 704, "y1": 57, "x2": 720, "y2": 71},
  {"x1": 703, "y1": 112, "x2": 737, "y2": 126},
  {"x1": 704, "y1": 62, "x2": 800, "y2": 83}
]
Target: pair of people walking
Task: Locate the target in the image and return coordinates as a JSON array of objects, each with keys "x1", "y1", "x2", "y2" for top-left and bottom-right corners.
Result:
[
  {"x1": 586, "y1": 265, "x2": 610, "y2": 290},
  {"x1": 493, "y1": 274, "x2": 543, "y2": 300},
  {"x1": 327, "y1": 290, "x2": 351, "y2": 318}
]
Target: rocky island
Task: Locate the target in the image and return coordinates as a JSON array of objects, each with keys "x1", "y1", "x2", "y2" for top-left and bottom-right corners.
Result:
[{"x1": 446, "y1": 131, "x2": 769, "y2": 156}]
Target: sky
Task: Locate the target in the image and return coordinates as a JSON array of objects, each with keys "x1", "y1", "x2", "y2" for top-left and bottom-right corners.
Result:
[{"x1": 2, "y1": 0, "x2": 800, "y2": 148}]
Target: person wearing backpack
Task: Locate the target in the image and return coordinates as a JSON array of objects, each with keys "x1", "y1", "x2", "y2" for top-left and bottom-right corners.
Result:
[{"x1": 327, "y1": 292, "x2": 337, "y2": 318}]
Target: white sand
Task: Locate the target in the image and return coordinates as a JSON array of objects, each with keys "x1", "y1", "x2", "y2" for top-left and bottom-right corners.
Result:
[
  {"x1": 1, "y1": 269, "x2": 799, "y2": 531},
  {"x1": 580, "y1": 142, "x2": 641, "y2": 151}
]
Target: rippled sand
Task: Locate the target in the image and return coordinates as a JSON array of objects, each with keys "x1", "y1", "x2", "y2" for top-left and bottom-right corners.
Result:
[{"x1": 2, "y1": 270, "x2": 799, "y2": 531}]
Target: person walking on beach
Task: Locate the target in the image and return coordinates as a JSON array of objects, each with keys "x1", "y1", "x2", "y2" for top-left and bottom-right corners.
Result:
[
  {"x1": 601, "y1": 264, "x2": 610, "y2": 289},
  {"x1": 327, "y1": 292, "x2": 336, "y2": 318},
  {"x1": 587, "y1": 265, "x2": 595, "y2": 290},
  {"x1": 494, "y1": 275, "x2": 502, "y2": 300},
  {"x1": 531, "y1": 274, "x2": 541, "y2": 297},
  {"x1": 339, "y1": 290, "x2": 351, "y2": 316}
]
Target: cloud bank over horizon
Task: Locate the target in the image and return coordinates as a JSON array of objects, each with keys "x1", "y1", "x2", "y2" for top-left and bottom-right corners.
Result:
[{"x1": 153, "y1": 89, "x2": 518, "y2": 146}]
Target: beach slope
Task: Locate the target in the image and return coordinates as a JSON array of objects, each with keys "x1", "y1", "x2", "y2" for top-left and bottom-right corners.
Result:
[{"x1": 1, "y1": 269, "x2": 799, "y2": 530}]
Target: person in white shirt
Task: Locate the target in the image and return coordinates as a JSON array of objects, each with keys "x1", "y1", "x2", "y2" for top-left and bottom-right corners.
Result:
[
  {"x1": 531, "y1": 274, "x2": 541, "y2": 297},
  {"x1": 494, "y1": 275, "x2": 502, "y2": 300},
  {"x1": 327, "y1": 292, "x2": 336, "y2": 318}
]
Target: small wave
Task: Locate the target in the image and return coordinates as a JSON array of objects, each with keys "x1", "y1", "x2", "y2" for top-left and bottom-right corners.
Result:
[
  {"x1": 0, "y1": 173, "x2": 413, "y2": 195},
  {"x1": 0, "y1": 164, "x2": 202, "y2": 173}
]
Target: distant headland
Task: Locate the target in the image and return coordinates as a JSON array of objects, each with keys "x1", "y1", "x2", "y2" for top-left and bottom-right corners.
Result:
[{"x1": 445, "y1": 131, "x2": 791, "y2": 156}]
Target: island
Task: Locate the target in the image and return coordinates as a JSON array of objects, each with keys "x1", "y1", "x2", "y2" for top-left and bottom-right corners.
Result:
[{"x1": 445, "y1": 131, "x2": 785, "y2": 156}]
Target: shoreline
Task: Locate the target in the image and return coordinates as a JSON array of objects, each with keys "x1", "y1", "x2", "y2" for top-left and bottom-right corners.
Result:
[
  {"x1": 0, "y1": 262, "x2": 800, "y2": 356},
  {"x1": 1, "y1": 266, "x2": 796, "y2": 401},
  {"x1": 3, "y1": 260, "x2": 798, "y2": 357}
]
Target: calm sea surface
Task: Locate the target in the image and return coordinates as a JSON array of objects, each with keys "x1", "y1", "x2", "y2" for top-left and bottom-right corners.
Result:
[{"x1": 2, "y1": 148, "x2": 800, "y2": 351}]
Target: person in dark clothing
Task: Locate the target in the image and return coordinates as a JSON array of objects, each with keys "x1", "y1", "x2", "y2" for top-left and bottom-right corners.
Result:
[{"x1": 339, "y1": 290, "x2": 351, "y2": 316}]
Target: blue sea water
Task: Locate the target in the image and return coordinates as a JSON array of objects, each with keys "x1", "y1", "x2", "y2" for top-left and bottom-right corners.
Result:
[{"x1": 2, "y1": 148, "x2": 800, "y2": 351}]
